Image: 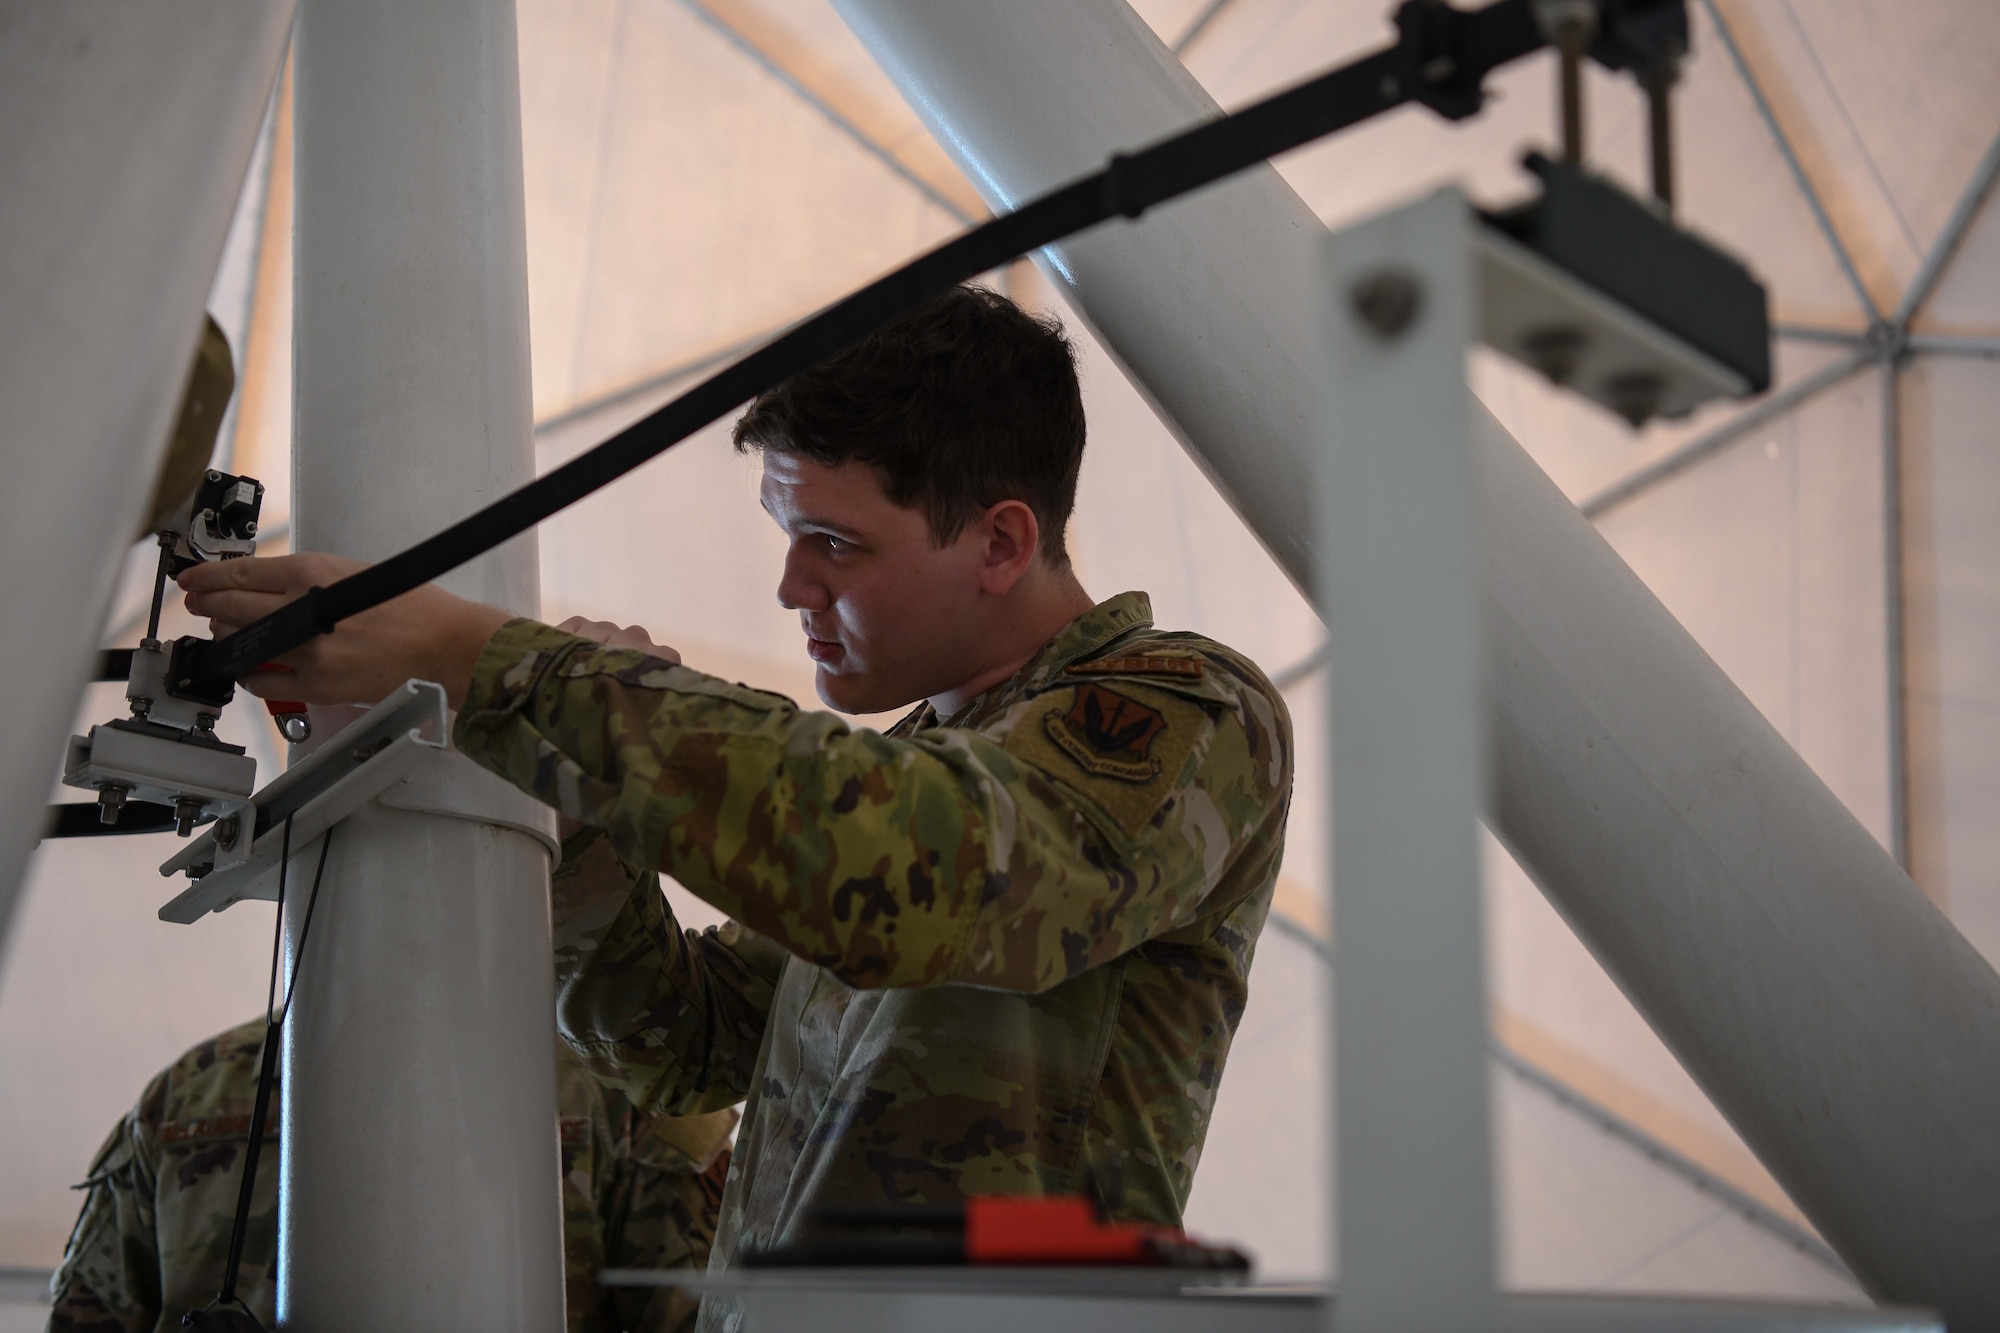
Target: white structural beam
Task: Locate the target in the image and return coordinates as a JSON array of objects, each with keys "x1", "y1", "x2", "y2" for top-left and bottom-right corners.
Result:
[
  {"x1": 830, "y1": 1, "x2": 2000, "y2": 1324},
  {"x1": 282, "y1": 0, "x2": 564, "y2": 1327},
  {"x1": 0, "y1": 0, "x2": 293, "y2": 955},
  {"x1": 1320, "y1": 193, "x2": 1495, "y2": 1331}
]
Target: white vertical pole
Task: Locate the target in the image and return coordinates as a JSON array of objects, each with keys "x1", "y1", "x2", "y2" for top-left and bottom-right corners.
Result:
[
  {"x1": 282, "y1": 0, "x2": 565, "y2": 1327},
  {"x1": 0, "y1": 0, "x2": 292, "y2": 960},
  {"x1": 1321, "y1": 193, "x2": 1493, "y2": 1332}
]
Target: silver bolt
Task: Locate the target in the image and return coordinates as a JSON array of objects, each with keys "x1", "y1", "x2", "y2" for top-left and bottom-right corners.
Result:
[
  {"x1": 1349, "y1": 268, "x2": 1424, "y2": 340},
  {"x1": 174, "y1": 797, "x2": 202, "y2": 837},
  {"x1": 97, "y1": 784, "x2": 129, "y2": 826},
  {"x1": 213, "y1": 814, "x2": 241, "y2": 849},
  {"x1": 279, "y1": 713, "x2": 313, "y2": 744}
]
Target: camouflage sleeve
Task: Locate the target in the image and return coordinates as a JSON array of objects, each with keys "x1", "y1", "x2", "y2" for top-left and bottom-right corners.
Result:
[
  {"x1": 553, "y1": 826, "x2": 785, "y2": 1114},
  {"x1": 47, "y1": 1077, "x2": 167, "y2": 1332},
  {"x1": 458, "y1": 619, "x2": 1290, "y2": 994}
]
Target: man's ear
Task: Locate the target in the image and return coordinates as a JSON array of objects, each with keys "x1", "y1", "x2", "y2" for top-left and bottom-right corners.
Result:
[{"x1": 978, "y1": 499, "x2": 1041, "y2": 596}]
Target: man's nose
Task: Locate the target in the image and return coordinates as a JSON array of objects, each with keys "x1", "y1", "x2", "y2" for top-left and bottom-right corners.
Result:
[{"x1": 776, "y1": 548, "x2": 830, "y2": 613}]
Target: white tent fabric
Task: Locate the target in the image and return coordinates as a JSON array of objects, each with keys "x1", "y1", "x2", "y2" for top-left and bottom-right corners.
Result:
[{"x1": 4, "y1": 0, "x2": 1998, "y2": 1317}]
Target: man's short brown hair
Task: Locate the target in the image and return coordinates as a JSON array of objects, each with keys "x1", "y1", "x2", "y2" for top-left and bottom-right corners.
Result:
[{"x1": 733, "y1": 285, "x2": 1085, "y2": 565}]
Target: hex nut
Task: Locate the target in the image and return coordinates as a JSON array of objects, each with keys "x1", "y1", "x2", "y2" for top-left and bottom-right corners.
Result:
[{"x1": 1349, "y1": 268, "x2": 1424, "y2": 340}]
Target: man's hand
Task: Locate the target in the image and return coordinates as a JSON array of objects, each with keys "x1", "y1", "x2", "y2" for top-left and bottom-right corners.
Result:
[
  {"x1": 179, "y1": 553, "x2": 513, "y2": 710},
  {"x1": 553, "y1": 616, "x2": 683, "y2": 663}
]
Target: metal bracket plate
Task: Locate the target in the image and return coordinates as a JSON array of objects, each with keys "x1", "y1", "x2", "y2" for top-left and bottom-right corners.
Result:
[
  {"x1": 157, "y1": 680, "x2": 448, "y2": 923},
  {"x1": 1476, "y1": 222, "x2": 1750, "y2": 424},
  {"x1": 63, "y1": 723, "x2": 257, "y2": 820}
]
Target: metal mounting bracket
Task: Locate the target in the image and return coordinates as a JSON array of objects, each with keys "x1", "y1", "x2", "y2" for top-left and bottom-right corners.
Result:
[
  {"x1": 157, "y1": 679, "x2": 562, "y2": 924},
  {"x1": 1476, "y1": 221, "x2": 1749, "y2": 423},
  {"x1": 158, "y1": 680, "x2": 446, "y2": 923}
]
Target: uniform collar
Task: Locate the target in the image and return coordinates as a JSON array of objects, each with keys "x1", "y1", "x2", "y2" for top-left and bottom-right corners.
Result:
[{"x1": 904, "y1": 591, "x2": 1154, "y2": 733}]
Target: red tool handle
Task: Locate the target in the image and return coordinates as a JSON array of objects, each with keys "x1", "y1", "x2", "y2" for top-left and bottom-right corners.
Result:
[
  {"x1": 964, "y1": 1196, "x2": 1165, "y2": 1265},
  {"x1": 257, "y1": 663, "x2": 311, "y2": 742}
]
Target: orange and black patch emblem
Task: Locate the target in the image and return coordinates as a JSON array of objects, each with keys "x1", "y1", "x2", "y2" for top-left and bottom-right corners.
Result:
[{"x1": 1045, "y1": 683, "x2": 1168, "y2": 782}]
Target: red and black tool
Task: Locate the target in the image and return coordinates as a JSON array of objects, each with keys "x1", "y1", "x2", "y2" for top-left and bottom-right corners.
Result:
[
  {"x1": 742, "y1": 1194, "x2": 1249, "y2": 1272},
  {"x1": 256, "y1": 663, "x2": 311, "y2": 743}
]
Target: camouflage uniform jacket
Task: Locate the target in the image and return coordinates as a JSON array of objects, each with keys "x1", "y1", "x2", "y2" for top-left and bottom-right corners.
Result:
[
  {"x1": 455, "y1": 591, "x2": 1292, "y2": 1329},
  {"x1": 47, "y1": 1017, "x2": 737, "y2": 1333}
]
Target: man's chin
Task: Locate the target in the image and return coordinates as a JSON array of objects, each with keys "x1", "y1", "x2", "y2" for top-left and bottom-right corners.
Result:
[
  {"x1": 812, "y1": 667, "x2": 860, "y2": 713},
  {"x1": 813, "y1": 666, "x2": 909, "y2": 716}
]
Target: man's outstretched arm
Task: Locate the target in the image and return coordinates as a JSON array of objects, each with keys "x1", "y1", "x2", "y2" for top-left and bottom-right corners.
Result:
[
  {"x1": 457, "y1": 619, "x2": 1290, "y2": 994},
  {"x1": 179, "y1": 554, "x2": 1292, "y2": 992}
]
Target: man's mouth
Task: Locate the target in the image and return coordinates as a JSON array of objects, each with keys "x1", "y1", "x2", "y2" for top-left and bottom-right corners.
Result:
[{"x1": 805, "y1": 635, "x2": 845, "y2": 666}]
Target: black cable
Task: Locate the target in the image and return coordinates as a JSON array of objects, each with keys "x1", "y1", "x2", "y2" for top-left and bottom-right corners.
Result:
[
  {"x1": 179, "y1": 0, "x2": 1549, "y2": 692},
  {"x1": 198, "y1": 821, "x2": 335, "y2": 1330},
  {"x1": 277, "y1": 829, "x2": 335, "y2": 1026}
]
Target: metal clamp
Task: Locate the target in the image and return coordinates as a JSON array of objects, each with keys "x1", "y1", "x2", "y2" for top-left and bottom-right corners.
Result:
[
  {"x1": 158, "y1": 680, "x2": 448, "y2": 923},
  {"x1": 1476, "y1": 219, "x2": 1749, "y2": 425},
  {"x1": 156, "y1": 679, "x2": 561, "y2": 923}
]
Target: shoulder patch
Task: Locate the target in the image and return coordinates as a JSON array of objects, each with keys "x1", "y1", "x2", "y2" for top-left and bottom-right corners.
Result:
[
  {"x1": 1045, "y1": 683, "x2": 1169, "y2": 782},
  {"x1": 1065, "y1": 654, "x2": 1204, "y2": 680},
  {"x1": 1004, "y1": 682, "x2": 1210, "y2": 839}
]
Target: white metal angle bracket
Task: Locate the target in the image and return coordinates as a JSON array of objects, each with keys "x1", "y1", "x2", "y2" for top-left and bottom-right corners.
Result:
[{"x1": 157, "y1": 679, "x2": 448, "y2": 923}]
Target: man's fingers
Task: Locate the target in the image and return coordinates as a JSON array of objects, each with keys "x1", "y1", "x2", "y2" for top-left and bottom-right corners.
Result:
[
  {"x1": 180, "y1": 554, "x2": 298, "y2": 594},
  {"x1": 555, "y1": 615, "x2": 617, "y2": 644},
  {"x1": 184, "y1": 585, "x2": 293, "y2": 624},
  {"x1": 554, "y1": 616, "x2": 682, "y2": 663},
  {"x1": 612, "y1": 628, "x2": 680, "y2": 661},
  {"x1": 177, "y1": 551, "x2": 368, "y2": 596}
]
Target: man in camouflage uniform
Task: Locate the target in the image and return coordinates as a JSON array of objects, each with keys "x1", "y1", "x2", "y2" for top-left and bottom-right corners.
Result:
[
  {"x1": 182, "y1": 285, "x2": 1294, "y2": 1330},
  {"x1": 47, "y1": 1019, "x2": 736, "y2": 1332}
]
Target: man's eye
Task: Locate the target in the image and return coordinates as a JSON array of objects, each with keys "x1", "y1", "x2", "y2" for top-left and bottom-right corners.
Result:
[{"x1": 819, "y1": 534, "x2": 849, "y2": 554}]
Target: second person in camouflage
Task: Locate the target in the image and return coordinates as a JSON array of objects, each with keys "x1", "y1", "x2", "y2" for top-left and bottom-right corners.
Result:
[
  {"x1": 180, "y1": 286, "x2": 1294, "y2": 1331},
  {"x1": 46, "y1": 1018, "x2": 735, "y2": 1333}
]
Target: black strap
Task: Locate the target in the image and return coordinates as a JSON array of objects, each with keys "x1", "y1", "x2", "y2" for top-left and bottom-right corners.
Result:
[{"x1": 180, "y1": 0, "x2": 1555, "y2": 691}]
